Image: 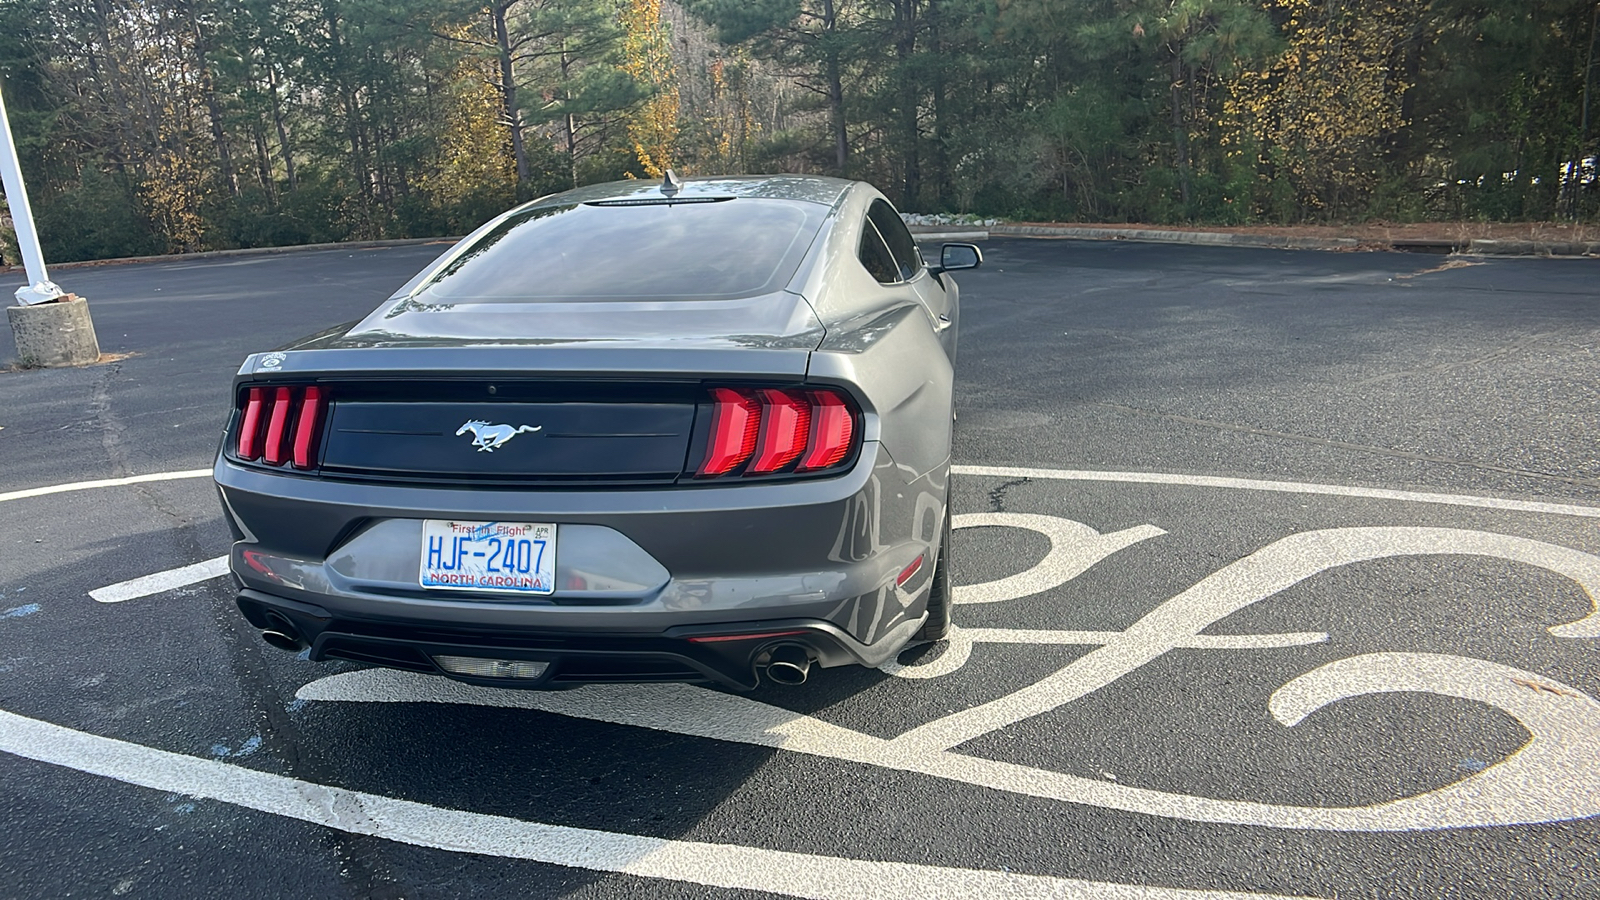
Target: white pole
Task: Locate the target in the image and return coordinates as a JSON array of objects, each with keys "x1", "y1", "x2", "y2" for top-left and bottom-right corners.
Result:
[{"x1": 0, "y1": 83, "x2": 64, "y2": 306}]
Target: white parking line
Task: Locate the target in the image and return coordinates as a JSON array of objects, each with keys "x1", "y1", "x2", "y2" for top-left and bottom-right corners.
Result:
[
  {"x1": 0, "y1": 706, "x2": 1309, "y2": 900},
  {"x1": 951, "y1": 465, "x2": 1600, "y2": 519},
  {"x1": 952, "y1": 513, "x2": 1164, "y2": 605},
  {"x1": 89, "y1": 556, "x2": 230, "y2": 604},
  {"x1": 301, "y1": 644, "x2": 1600, "y2": 834},
  {"x1": 0, "y1": 469, "x2": 211, "y2": 504}
]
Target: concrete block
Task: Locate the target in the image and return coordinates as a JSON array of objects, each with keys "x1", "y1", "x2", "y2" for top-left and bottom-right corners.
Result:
[{"x1": 6, "y1": 295, "x2": 101, "y2": 367}]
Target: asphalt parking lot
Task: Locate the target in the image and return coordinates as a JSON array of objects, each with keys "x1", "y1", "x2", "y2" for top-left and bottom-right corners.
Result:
[{"x1": 2, "y1": 239, "x2": 1598, "y2": 898}]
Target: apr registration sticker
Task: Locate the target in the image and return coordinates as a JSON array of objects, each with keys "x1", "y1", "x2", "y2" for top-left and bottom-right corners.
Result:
[{"x1": 420, "y1": 520, "x2": 556, "y2": 595}]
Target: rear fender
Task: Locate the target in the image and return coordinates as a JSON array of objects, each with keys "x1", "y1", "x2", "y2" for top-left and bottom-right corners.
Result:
[{"x1": 808, "y1": 305, "x2": 953, "y2": 480}]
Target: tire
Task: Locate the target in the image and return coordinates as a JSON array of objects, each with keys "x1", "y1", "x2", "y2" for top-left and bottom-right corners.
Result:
[{"x1": 914, "y1": 507, "x2": 953, "y2": 642}]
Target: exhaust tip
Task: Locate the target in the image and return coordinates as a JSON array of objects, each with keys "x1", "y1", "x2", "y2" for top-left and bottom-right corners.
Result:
[
  {"x1": 260, "y1": 611, "x2": 306, "y2": 652},
  {"x1": 260, "y1": 630, "x2": 305, "y2": 652},
  {"x1": 765, "y1": 644, "x2": 811, "y2": 686}
]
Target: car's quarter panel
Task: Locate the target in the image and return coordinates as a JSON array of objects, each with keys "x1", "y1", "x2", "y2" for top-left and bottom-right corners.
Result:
[
  {"x1": 783, "y1": 184, "x2": 955, "y2": 479},
  {"x1": 809, "y1": 311, "x2": 953, "y2": 480}
]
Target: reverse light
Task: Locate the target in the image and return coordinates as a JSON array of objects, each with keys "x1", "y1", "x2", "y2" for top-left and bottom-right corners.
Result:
[{"x1": 433, "y1": 656, "x2": 549, "y2": 679}]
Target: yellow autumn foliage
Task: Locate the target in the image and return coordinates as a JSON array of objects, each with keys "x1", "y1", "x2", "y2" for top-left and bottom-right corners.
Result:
[
  {"x1": 419, "y1": 45, "x2": 517, "y2": 214},
  {"x1": 141, "y1": 140, "x2": 207, "y2": 253},
  {"x1": 1225, "y1": 0, "x2": 1426, "y2": 215},
  {"x1": 622, "y1": 0, "x2": 680, "y2": 177}
]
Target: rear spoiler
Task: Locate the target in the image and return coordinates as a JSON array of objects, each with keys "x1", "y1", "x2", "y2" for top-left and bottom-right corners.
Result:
[{"x1": 236, "y1": 345, "x2": 812, "y2": 382}]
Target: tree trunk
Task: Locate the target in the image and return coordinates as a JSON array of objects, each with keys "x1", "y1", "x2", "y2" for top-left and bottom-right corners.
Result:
[
  {"x1": 929, "y1": 0, "x2": 949, "y2": 209},
  {"x1": 894, "y1": 0, "x2": 920, "y2": 208},
  {"x1": 563, "y1": 43, "x2": 579, "y2": 189},
  {"x1": 324, "y1": 3, "x2": 372, "y2": 229},
  {"x1": 253, "y1": 122, "x2": 274, "y2": 198},
  {"x1": 265, "y1": 60, "x2": 297, "y2": 191},
  {"x1": 188, "y1": 4, "x2": 238, "y2": 196},
  {"x1": 493, "y1": 2, "x2": 530, "y2": 189},
  {"x1": 1169, "y1": 51, "x2": 1192, "y2": 216},
  {"x1": 821, "y1": 0, "x2": 848, "y2": 174}
]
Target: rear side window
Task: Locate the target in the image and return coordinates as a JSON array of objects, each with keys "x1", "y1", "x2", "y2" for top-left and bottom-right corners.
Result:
[
  {"x1": 417, "y1": 199, "x2": 827, "y2": 302},
  {"x1": 866, "y1": 199, "x2": 921, "y2": 281},
  {"x1": 858, "y1": 221, "x2": 900, "y2": 284}
]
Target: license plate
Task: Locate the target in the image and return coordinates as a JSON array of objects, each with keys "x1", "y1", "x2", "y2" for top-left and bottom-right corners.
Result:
[{"x1": 420, "y1": 520, "x2": 556, "y2": 595}]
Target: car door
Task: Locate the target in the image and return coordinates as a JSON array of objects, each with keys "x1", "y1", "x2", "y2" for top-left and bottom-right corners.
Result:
[{"x1": 859, "y1": 198, "x2": 956, "y2": 362}]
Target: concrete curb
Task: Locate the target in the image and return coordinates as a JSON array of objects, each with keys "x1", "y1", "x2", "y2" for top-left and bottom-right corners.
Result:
[
  {"x1": 908, "y1": 230, "x2": 990, "y2": 242},
  {"x1": 990, "y1": 224, "x2": 1359, "y2": 251},
  {"x1": 1, "y1": 235, "x2": 462, "y2": 275},
  {"x1": 986, "y1": 223, "x2": 1599, "y2": 257},
  {"x1": 1464, "y1": 238, "x2": 1600, "y2": 257}
]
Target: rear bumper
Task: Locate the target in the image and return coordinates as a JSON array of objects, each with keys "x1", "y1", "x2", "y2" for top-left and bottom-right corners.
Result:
[
  {"x1": 237, "y1": 588, "x2": 922, "y2": 690},
  {"x1": 215, "y1": 440, "x2": 949, "y2": 670}
]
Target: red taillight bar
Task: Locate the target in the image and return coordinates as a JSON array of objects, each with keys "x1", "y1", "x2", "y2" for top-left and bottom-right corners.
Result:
[
  {"x1": 697, "y1": 386, "x2": 857, "y2": 478},
  {"x1": 292, "y1": 386, "x2": 323, "y2": 469},
  {"x1": 262, "y1": 386, "x2": 293, "y2": 465},
  {"x1": 237, "y1": 387, "x2": 266, "y2": 460},
  {"x1": 749, "y1": 389, "x2": 811, "y2": 474},
  {"x1": 698, "y1": 388, "x2": 762, "y2": 476},
  {"x1": 237, "y1": 384, "x2": 327, "y2": 469},
  {"x1": 796, "y1": 390, "x2": 854, "y2": 472}
]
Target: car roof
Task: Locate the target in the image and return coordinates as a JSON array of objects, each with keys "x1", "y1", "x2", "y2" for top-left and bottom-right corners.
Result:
[{"x1": 523, "y1": 174, "x2": 856, "y2": 210}]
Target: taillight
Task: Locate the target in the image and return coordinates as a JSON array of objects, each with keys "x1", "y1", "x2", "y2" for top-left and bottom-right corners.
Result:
[
  {"x1": 292, "y1": 386, "x2": 323, "y2": 469},
  {"x1": 696, "y1": 386, "x2": 857, "y2": 478},
  {"x1": 237, "y1": 387, "x2": 266, "y2": 460},
  {"x1": 796, "y1": 390, "x2": 854, "y2": 472},
  {"x1": 236, "y1": 384, "x2": 327, "y2": 470},
  {"x1": 699, "y1": 388, "x2": 762, "y2": 476},
  {"x1": 749, "y1": 389, "x2": 811, "y2": 474},
  {"x1": 262, "y1": 386, "x2": 293, "y2": 465}
]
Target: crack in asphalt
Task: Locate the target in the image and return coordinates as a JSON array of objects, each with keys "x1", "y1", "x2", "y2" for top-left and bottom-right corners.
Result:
[
  {"x1": 90, "y1": 365, "x2": 132, "y2": 480},
  {"x1": 987, "y1": 477, "x2": 1030, "y2": 512},
  {"x1": 1092, "y1": 401, "x2": 1600, "y2": 489}
]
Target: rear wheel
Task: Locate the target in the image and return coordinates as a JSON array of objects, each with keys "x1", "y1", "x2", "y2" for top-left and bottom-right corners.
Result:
[{"x1": 914, "y1": 507, "x2": 953, "y2": 642}]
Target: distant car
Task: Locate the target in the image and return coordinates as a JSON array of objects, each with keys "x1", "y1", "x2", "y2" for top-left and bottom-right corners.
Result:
[{"x1": 213, "y1": 174, "x2": 981, "y2": 690}]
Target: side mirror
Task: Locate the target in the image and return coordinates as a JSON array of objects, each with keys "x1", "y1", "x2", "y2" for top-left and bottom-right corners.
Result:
[{"x1": 934, "y1": 242, "x2": 982, "y2": 274}]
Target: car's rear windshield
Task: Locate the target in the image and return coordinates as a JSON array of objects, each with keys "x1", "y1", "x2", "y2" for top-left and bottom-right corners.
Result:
[{"x1": 414, "y1": 199, "x2": 828, "y2": 302}]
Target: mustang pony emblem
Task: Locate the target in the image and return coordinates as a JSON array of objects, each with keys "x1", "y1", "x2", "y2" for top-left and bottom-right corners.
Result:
[{"x1": 455, "y1": 420, "x2": 541, "y2": 452}]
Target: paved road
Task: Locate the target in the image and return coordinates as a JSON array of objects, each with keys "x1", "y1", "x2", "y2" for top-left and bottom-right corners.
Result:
[{"x1": 1, "y1": 241, "x2": 1597, "y2": 899}]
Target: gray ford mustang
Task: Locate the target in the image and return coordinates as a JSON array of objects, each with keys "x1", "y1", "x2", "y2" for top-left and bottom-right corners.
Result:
[{"x1": 213, "y1": 174, "x2": 980, "y2": 690}]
